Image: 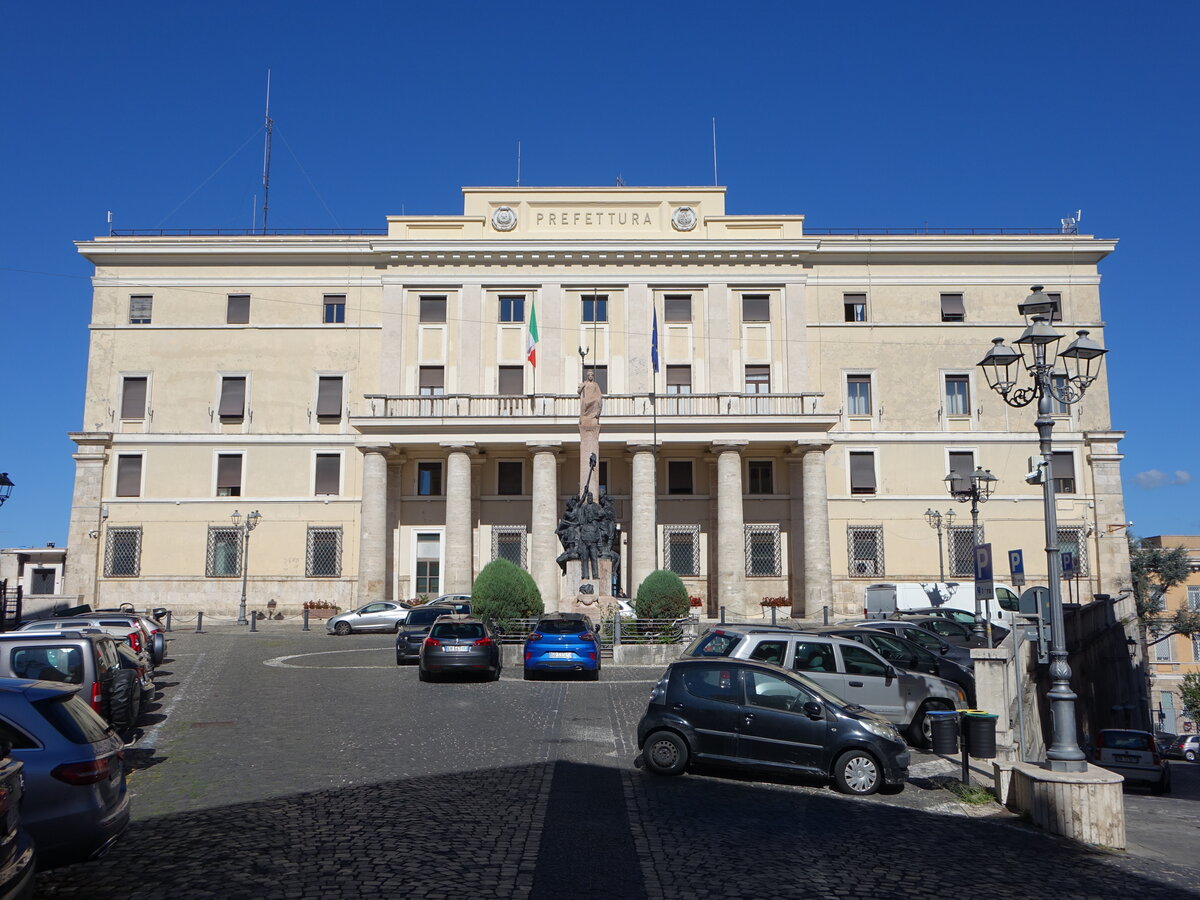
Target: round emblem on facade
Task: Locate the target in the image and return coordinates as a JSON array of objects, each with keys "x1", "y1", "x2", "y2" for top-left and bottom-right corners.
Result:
[
  {"x1": 672, "y1": 206, "x2": 698, "y2": 232},
  {"x1": 491, "y1": 206, "x2": 517, "y2": 232}
]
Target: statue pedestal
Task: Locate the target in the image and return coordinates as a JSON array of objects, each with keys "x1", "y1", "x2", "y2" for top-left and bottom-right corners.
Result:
[{"x1": 562, "y1": 559, "x2": 613, "y2": 616}]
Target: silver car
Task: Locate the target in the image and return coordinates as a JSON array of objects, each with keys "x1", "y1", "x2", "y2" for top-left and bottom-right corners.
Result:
[{"x1": 327, "y1": 601, "x2": 413, "y2": 635}]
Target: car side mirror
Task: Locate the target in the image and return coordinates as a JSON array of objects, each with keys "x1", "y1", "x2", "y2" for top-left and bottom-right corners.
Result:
[
  {"x1": 802, "y1": 701, "x2": 823, "y2": 719},
  {"x1": 884, "y1": 666, "x2": 897, "y2": 681}
]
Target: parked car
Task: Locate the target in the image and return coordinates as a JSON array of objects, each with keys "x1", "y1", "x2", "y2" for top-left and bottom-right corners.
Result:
[
  {"x1": 18, "y1": 617, "x2": 153, "y2": 672},
  {"x1": 1093, "y1": 728, "x2": 1171, "y2": 794},
  {"x1": 395, "y1": 605, "x2": 471, "y2": 665},
  {"x1": 1165, "y1": 734, "x2": 1199, "y2": 762},
  {"x1": 415, "y1": 594, "x2": 472, "y2": 608},
  {"x1": 637, "y1": 658, "x2": 910, "y2": 795},
  {"x1": 327, "y1": 601, "x2": 412, "y2": 635},
  {"x1": 682, "y1": 626, "x2": 966, "y2": 747},
  {"x1": 0, "y1": 738, "x2": 36, "y2": 895},
  {"x1": 93, "y1": 608, "x2": 167, "y2": 665},
  {"x1": 418, "y1": 616, "x2": 502, "y2": 682},
  {"x1": 848, "y1": 620, "x2": 975, "y2": 670},
  {"x1": 0, "y1": 679, "x2": 130, "y2": 869},
  {"x1": 863, "y1": 581, "x2": 1019, "y2": 629},
  {"x1": 0, "y1": 632, "x2": 141, "y2": 733},
  {"x1": 524, "y1": 614, "x2": 601, "y2": 680},
  {"x1": 113, "y1": 644, "x2": 155, "y2": 713},
  {"x1": 819, "y1": 627, "x2": 976, "y2": 705},
  {"x1": 895, "y1": 607, "x2": 1010, "y2": 643}
]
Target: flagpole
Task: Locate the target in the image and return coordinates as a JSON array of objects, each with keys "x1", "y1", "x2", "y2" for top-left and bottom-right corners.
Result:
[{"x1": 651, "y1": 305, "x2": 659, "y2": 570}]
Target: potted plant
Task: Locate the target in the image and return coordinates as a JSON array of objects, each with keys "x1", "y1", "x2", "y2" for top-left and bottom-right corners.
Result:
[{"x1": 303, "y1": 600, "x2": 341, "y2": 619}]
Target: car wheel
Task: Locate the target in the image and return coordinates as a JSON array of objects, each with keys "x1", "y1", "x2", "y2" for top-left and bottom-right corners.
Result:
[
  {"x1": 418, "y1": 668, "x2": 432, "y2": 683},
  {"x1": 833, "y1": 749, "x2": 882, "y2": 796},
  {"x1": 907, "y1": 702, "x2": 947, "y2": 750},
  {"x1": 334, "y1": 622, "x2": 352, "y2": 636},
  {"x1": 107, "y1": 670, "x2": 139, "y2": 731},
  {"x1": 523, "y1": 668, "x2": 535, "y2": 681},
  {"x1": 585, "y1": 668, "x2": 600, "y2": 681},
  {"x1": 643, "y1": 730, "x2": 689, "y2": 776},
  {"x1": 1186, "y1": 749, "x2": 1197, "y2": 762},
  {"x1": 491, "y1": 667, "x2": 502, "y2": 682}
]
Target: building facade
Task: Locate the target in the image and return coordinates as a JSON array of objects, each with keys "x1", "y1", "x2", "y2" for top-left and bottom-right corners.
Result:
[
  {"x1": 1144, "y1": 535, "x2": 1200, "y2": 734},
  {"x1": 66, "y1": 186, "x2": 1132, "y2": 619}
]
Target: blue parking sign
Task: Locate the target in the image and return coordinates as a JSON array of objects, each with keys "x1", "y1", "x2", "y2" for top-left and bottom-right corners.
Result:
[
  {"x1": 1061, "y1": 551, "x2": 1075, "y2": 576},
  {"x1": 1008, "y1": 549, "x2": 1025, "y2": 587}
]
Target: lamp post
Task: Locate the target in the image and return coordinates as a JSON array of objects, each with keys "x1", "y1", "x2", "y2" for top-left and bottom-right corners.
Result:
[
  {"x1": 978, "y1": 285, "x2": 1108, "y2": 773},
  {"x1": 945, "y1": 466, "x2": 998, "y2": 643},
  {"x1": 231, "y1": 509, "x2": 262, "y2": 626},
  {"x1": 0, "y1": 473, "x2": 13, "y2": 507},
  {"x1": 924, "y1": 508, "x2": 956, "y2": 582}
]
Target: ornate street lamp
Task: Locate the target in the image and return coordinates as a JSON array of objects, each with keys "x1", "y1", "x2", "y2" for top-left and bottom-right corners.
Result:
[
  {"x1": 0, "y1": 473, "x2": 13, "y2": 508},
  {"x1": 978, "y1": 285, "x2": 1108, "y2": 773},
  {"x1": 945, "y1": 466, "x2": 998, "y2": 643},
  {"x1": 231, "y1": 509, "x2": 262, "y2": 626},
  {"x1": 924, "y1": 508, "x2": 956, "y2": 582}
]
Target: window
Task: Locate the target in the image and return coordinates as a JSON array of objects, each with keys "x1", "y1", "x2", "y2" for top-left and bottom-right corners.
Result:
[
  {"x1": 218, "y1": 376, "x2": 246, "y2": 422},
  {"x1": 419, "y1": 295, "x2": 447, "y2": 323},
  {"x1": 745, "y1": 366, "x2": 770, "y2": 394},
  {"x1": 944, "y1": 375, "x2": 971, "y2": 416},
  {"x1": 742, "y1": 294, "x2": 769, "y2": 322},
  {"x1": 667, "y1": 460, "x2": 693, "y2": 495},
  {"x1": 498, "y1": 366, "x2": 524, "y2": 395},
  {"x1": 316, "y1": 376, "x2": 343, "y2": 420},
  {"x1": 748, "y1": 641, "x2": 789, "y2": 666},
  {"x1": 1049, "y1": 374, "x2": 1071, "y2": 415},
  {"x1": 681, "y1": 665, "x2": 739, "y2": 703},
  {"x1": 129, "y1": 295, "x2": 152, "y2": 324},
  {"x1": 791, "y1": 640, "x2": 836, "y2": 673},
  {"x1": 665, "y1": 365, "x2": 692, "y2": 394},
  {"x1": 314, "y1": 454, "x2": 340, "y2": 496},
  {"x1": 748, "y1": 461, "x2": 773, "y2": 494},
  {"x1": 419, "y1": 367, "x2": 445, "y2": 396},
  {"x1": 115, "y1": 454, "x2": 142, "y2": 498},
  {"x1": 848, "y1": 525, "x2": 884, "y2": 577},
  {"x1": 1155, "y1": 635, "x2": 1174, "y2": 662},
  {"x1": 206, "y1": 527, "x2": 241, "y2": 577},
  {"x1": 949, "y1": 525, "x2": 982, "y2": 577},
  {"x1": 849, "y1": 451, "x2": 876, "y2": 495},
  {"x1": 1057, "y1": 526, "x2": 1088, "y2": 576},
  {"x1": 323, "y1": 294, "x2": 346, "y2": 324},
  {"x1": 1194, "y1": 634, "x2": 1200, "y2": 663},
  {"x1": 29, "y1": 569, "x2": 55, "y2": 595},
  {"x1": 104, "y1": 527, "x2": 142, "y2": 577},
  {"x1": 307, "y1": 527, "x2": 343, "y2": 577},
  {"x1": 940, "y1": 293, "x2": 965, "y2": 322},
  {"x1": 582, "y1": 294, "x2": 608, "y2": 323},
  {"x1": 1188, "y1": 586, "x2": 1200, "y2": 611},
  {"x1": 745, "y1": 524, "x2": 781, "y2": 577},
  {"x1": 499, "y1": 295, "x2": 525, "y2": 323},
  {"x1": 746, "y1": 670, "x2": 811, "y2": 711},
  {"x1": 417, "y1": 462, "x2": 442, "y2": 496},
  {"x1": 847, "y1": 375, "x2": 872, "y2": 416},
  {"x1": 1045, "y1": 291, "x2": 1063, "y2": 322},
  {"x1": 216, "y1": 454, "x2": 243, "y2": 497},
  {"x1": 590, "y1": 366, "x2": 609, "y2": 394},
  {"x1": 664, "y1": 525, "x2": 700, "y2": 577},
  {"x1": 947, "y1": 450, "x2": 975, "y2": 495},
  {"x1": 120, "y1": 377, "x2": 147, "y2": 420},
  {"x1": 844, "y1": 293, "x2": 867, "y2": 322},
  {"x1": 840, "y1": 644, "x2": 889, "y2": 677},
  {"x1": 492, "y1": 525, "x2": 527, "y2": 568},
  {"x1": 664, "y1": 294, "x2": 692, "y2": 322},
  {"x1": 1052, "y1": 452, "x2": 1076, "y2": 493},
  {"x1": 497, "y1": 461, "x2": 523, "y2": 495},
  {"x1": 415, "y1": 532, "x2": 441, "y2": 594},
  {"x1": 598, "y1": 461, "x2": 609, "y2": 495},
  {"x1": 226, "y1": 294, "x2": 250, "y2": 324}
]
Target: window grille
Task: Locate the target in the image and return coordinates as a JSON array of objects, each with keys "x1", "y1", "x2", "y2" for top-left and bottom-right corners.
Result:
[
  {"x1": 129, "y1": 295, "x2": 152, "y2": 324},
  {"x1": 745, "y1": 524, "x2": 781, "y2": 577},
  {"x1": 1193, "y1": 634, "x2": 1200, "y2": 663},
  {"x1": 492, "y1": 526, "x2": 527, "y2": 568},
  {"x1": 206, "y1": 527, "x2": 242, "y2": 577},
  {"x1": 1188, "y1": 586, "x2": 1200, "y2": 611},
  {"x1": 1057, "y1": 526, "x2": 1088, "y2": 576},
  {"x1": 663, "y1": 525, "x2": 700, "y2": 577},
  {"x1": 104, "y1": 527, "x2": 142, "y2": 577},
  {"x1": 948, "y1": 525, "x2": 983, "y2": 577},
  {"x1": 847, "y1": 525, "x2": 884, "y2": 577},
  {"x1": 307, "y1": 527, "x2": 343, "y2": 577}
]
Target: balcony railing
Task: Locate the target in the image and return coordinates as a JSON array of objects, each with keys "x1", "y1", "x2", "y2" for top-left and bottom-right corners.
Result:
[{"x1": 359, "y1": 392, "x2": 826, "y2": 419}]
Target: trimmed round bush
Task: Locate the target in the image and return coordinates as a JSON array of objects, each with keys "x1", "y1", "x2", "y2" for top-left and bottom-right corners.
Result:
[
  {"x1": 634, "y1": 569, "x2": 690, "y2": 619},
  {"x1": 471, "y1": 558, "x2": 544, "y2": 622}
]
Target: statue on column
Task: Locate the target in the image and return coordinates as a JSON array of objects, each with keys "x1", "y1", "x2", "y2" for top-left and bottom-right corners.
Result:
[{"x1": 578, "y1": 369, "x2": 603, "y2": 424}]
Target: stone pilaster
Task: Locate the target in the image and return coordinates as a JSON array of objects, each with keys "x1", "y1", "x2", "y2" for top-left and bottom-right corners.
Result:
[
  {"x1": 65, "y1": 432, "x2": 111, "y2": 604},
  {"x1": 628, "y1": 442, "x2": 658, "y2": 596},
  {"x1": 356, "y1": 443, "x2": 391, "y2": 605},
  {"x1": 787, "y1": 453, "x2": 806, "y2": 617},
  {"x1": 713, "y1": 441, "x2": 748, "y2": 618},
  {"x1": 1085, "y1": 431, "x2": 1133, "y2": 605},
  {"x1": 800, "y1": 442, "x2": 833, "y2": 618},
  {"x1": 529, "y1": 442, "x2": 562, "y2": 612},
  {"x1": 442, "y1": 443, "x2": 477, "y2": 594}
]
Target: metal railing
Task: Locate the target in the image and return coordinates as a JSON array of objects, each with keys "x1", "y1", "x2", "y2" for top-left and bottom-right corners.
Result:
[
  {"x1": 108, "y1": 227, "x2": 387, "y2": 237},
  {"x1": 360, "y1": 392, "x2": 825, "y2": 419},
  {"x1": 804, "y1": 226, "x2": 1078, "y2": 236}
]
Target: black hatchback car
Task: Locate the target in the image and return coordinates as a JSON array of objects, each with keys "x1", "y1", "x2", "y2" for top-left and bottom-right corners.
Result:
[
  {"x1": 396, "y1": 604, "x2": 471, "y2": 665},
  {"x1": 418, "y1": 615, "x2": 501, "y2": 682},
  {"x1": 637, "y1": 658, "x2": 910, "y2": 795}
]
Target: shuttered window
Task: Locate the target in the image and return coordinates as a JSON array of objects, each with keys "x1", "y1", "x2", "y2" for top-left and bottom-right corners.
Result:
[
  {"x1": 664, "y1": 294, "x2": 692, "y2": 322},
  {"x1": 216, "y1": 454, "x2": 242, "y2": 497},
  {"x1": 947, "y1": 451, "x2": 975, "y2": 494},
  {"x1": 419, "y1": 296, "x2": 447, "y2": 323},
  {"x1": 316, "y1": 376, "x2": 343, "y2": 418},
  {"x1": 1052, "y1": 452, "x2": 1076, "y2": 493},
  {"x1": 849, "y1": 451, "x2": 876, "y2": 494},
  {"x1": 498, "y1": 366, "x2": 524, "y2": 395},
  {"x1": 129, "y1": 295, "x2": 152, "y2": 324},
  {"x1": 116, "y1": 454, "x2": 142, "y2": 497},
  {"x1": 940, "y1": 293, "x2": 966, "y2": 322},
  {"x1": 314, "y1": 454, "x2": 340, "y2": 495},
  {"x1": 218, "y1": 377, "x2": 246, "y2": 419},
  {"x1": 742, "y1": 294, "x2": 770, "y2": 322},
  {"x1": 419, "y1": 367, "x2": 445, "y2": 395},
  {"x1": 226, "y1": 294, "x2": 250, "y2": 324},
  {"x1": 121, "y1": 377, "x2": 147, "y2": 420}
]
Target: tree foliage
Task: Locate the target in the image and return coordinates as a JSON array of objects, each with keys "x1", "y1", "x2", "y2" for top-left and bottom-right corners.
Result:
[
  {"x1": 1181, "y1": 673, "x2": 1200, "y2": 726},
  {"x1": 470, "y1": 558, "x2": 543, "y2": 622},
  {"x1": 634, "y1": 569, "x2": 690, "y2": 619},
  {"x1": 1130, "y1": 535, "x2": 1193, "y2": 637}
]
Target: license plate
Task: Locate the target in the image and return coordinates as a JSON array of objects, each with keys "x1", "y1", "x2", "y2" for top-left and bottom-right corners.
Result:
[
  {"x1": 548, "y1": 652, "x2": 572, "y2": 660},
  {"x1": 446, "y1": 645, "x2": 469, "y2": 653},
  {"x1": 1113, "y1": 753, "x2": 1140, "y2": 763}
]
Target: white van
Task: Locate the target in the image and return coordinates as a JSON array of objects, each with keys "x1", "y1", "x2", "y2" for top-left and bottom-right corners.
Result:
[{"x1": 863, "y1": 582, "x2": 1019, "y2": 628}]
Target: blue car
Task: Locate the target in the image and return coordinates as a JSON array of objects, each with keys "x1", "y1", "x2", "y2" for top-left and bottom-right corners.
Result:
[{"x1": 523, "y1": 614, "x2": 601, "y2": 680}]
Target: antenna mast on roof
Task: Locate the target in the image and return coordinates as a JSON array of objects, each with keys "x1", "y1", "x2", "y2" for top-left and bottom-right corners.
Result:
[
  {"x1": 260, "y1": 70, "x2": 274, "y2": 234},
  {"x1": 712, "y1": 117, "x2": 718, "y2": 186}
]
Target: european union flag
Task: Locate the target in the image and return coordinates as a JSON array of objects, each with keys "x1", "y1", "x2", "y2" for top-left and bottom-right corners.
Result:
[{"x1": 651, "y1": 308, "x2": 659, "y2": 374}]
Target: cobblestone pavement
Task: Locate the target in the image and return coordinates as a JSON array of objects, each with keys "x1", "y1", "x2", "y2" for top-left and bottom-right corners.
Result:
[{"x1": 32, "y1": 622, "x2": 1200, "y2": 898}]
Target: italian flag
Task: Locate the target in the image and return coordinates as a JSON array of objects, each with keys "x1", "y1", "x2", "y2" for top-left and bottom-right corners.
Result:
[{"x1": 526, "y1": 301, "x2": 539, "y2": 367}]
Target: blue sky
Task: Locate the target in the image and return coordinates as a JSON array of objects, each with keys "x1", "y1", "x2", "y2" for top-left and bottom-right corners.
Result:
[{"x1": 1, "y1": 2, "x2": 1196, "y2": 548}]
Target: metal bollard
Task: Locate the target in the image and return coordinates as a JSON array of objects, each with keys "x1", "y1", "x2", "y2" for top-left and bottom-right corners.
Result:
[
  {"x1": 822, "y1": 605, "x2": 829, "y2": 626},
  {"x1": 303, "y1": 609, "x2": 311, "y2": 632},
  {"x1": 613, "y1": 614, "x2": 621, "y2": 646},
  {"x1": 249, "y1": 612, "x2": 257, "y2": 633},
  {"x1": 720, "y1": 605, "x2": 726, "y2": 624},
  {"x1": 165, "y1": 610, "x2": 173, "y2": 632},
  {"x1": 770, "y1": 606, "x2": 777, "y2": 626},
  {"x1": 195, "y1": 611, "x2": 203, "y2": 633}
]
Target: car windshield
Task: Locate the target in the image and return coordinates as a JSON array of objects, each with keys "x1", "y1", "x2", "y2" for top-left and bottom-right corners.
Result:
[
  {"x1": 537, "y1": 619, "x2": 588, "y2": 635},
  {"x1": 409, "y1": 610, "x2": 447, "y2": 626},
  {"x1": 34, "y1": 693, "x2": 113, "y2": 745},
  {"x1": 1104, "y1": 731, "x2": 1153, "y2": 751},
  {"x1": 430, "y1": 623, "x2": 485, "y2": 640},
  {"x1": 686, "y1": 631, "x2": 742, "y2": 657},
  {"x1": 900, "y1": 627, "x2": 943, "y2": 651}
]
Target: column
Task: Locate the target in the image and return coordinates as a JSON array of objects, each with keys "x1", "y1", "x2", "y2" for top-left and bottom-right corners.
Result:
[
  {"x1": 65, "y1": 432, "x2": 111, "y2": 605},
  {"x1": 529, "y1": 442, "x2": 562, "y2": 611},
  {"x1": 443, "y1": 443, "x2": 476, "y2": 594},
  {"x1": 787, "y1": 453, "x2": 805, "y2": 617},
  {"x1": 628, "y1": 442, "x2": 657, "y2": 596},
  {"x1": 714, "y1": 441, "x2": 748, "y2": 618},
  {"x1": 801, "y1": 443, "x2": 833, "y2": 619},
  {"x1": 356, "y1": 444, "x2": 391, "y2": 605}
]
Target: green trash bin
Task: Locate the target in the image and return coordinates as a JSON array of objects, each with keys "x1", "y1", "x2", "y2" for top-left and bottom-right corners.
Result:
[{"x1": 961, "y1": 711, "x2": 998, "y2": 759}]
